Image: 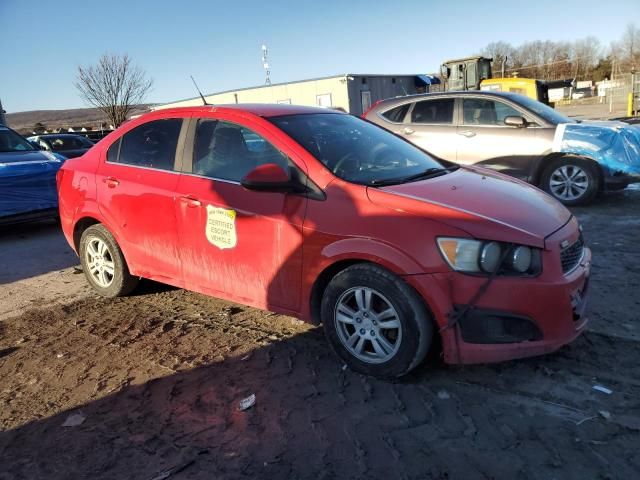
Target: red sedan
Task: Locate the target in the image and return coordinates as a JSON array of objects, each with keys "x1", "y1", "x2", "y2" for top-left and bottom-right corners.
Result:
[{"x1": 57, "y1": 104, "x2": 591, "y2": 378}]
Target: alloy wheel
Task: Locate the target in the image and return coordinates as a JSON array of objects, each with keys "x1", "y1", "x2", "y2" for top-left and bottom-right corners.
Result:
[
  {"x1": 334, "y1": 286, "x2": 402, "y2": 364},
  {"x1": 549, "y1": 165, "x2": 589, "y2": 201},
  {"x1": 85, "y1": 236, "x2": 115, "y2": 287}
]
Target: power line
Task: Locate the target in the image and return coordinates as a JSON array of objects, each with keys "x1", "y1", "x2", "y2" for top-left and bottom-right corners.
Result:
[{"x1": 504, "y1": 55, "x2": 594, "y2": 72}]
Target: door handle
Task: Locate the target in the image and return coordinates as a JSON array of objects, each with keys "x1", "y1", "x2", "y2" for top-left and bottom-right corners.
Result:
[
  {"x1": 179, "y1": 195, "x2": 202, "y2": 208},
  {"x1": 457, "y1": 130, "x2": 476, "y2": 138},
  {"x1": 403, "y1": 127, "x2": 415, "y2": 135},
  {"x1": 103, "y1": 177, "x2": 119, "y2": 188}
]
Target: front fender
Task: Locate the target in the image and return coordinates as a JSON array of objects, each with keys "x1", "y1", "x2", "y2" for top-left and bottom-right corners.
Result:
[
  {"x1": 319, "y1": 237, "x2": 425, "y2": 276},
  {"x1": 552, "y1": 122, "x2": 640, "y2": 178}
]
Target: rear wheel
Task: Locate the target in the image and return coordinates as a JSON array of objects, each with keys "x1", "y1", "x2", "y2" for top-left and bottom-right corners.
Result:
[
  {"x1": 540, "y1": 156, "x2": 599, "y2": 206},
  {"x1": 321, "y1": 264, "x2": 432, "y2": 378},
  {"x1": 79, "y1": 224, "x2": 139, "y2": 297}
]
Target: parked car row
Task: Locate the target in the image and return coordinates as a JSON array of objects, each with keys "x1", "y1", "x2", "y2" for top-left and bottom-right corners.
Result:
[
  {"x1": 27, "y1": 133, "x2": 94, "y2": 159},
  {"x1": 57, "y1": 104, "x2": 592, "y2": 377},
  {"x1": 0, "y1": 125, "x2": 65, "y2": 225},
  {"x1": 364, "y1": 91, "x2": 640, "y2": 206}
]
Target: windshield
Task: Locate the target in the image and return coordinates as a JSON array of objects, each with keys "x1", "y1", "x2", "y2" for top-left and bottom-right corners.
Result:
[
  {"x1": 508, "y1": 93, "x2": 576, "y2": 125},
  {"x1": 47, "y1": 135, "x2": 94, "y2": 150},
  {"x1": 0, "y1": 127, "x2": 36, "y2": 153},
  {"x1": 270, "y1": 113, "x2": 443, "y2": 185}
]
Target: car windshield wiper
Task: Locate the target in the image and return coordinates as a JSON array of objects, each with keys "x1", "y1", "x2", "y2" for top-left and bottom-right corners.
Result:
[{"x1": 370, "y1": 166, "x2": 459, "y2": 187}]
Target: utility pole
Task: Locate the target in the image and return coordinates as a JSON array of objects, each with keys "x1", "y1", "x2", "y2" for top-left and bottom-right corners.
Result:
[
  {"x1": 0, "y1": 98, "x2": 7, "y2": 126},
  {"x1": 261, "y1": 44, "x2": 271, "y2": 86}
]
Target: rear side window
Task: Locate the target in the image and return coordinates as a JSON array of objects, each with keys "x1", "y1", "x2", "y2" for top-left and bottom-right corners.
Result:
[
  {"x1": 108, "y1": 118, "x2": 182, "y2": 171},
  {"x1": 381, "y1": 104, "x2": 410, "y2": 123},
  {"x1": 411, "y1": 98, "x2": 454, "y2": 124},
  {"x1": 192, "y1": 119, "x2": 289, "y2": 182}
]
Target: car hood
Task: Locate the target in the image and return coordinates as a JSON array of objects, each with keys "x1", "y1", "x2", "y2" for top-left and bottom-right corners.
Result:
[
  {"x1": 554, "y1": 121, "x2": 640, "y2": 176},
  {"x1": 366, "y1": 167, "x2": 571, "y2": 248},
  {"x1": 0, "y1": 150, "x2": 63, "y2": 165}
]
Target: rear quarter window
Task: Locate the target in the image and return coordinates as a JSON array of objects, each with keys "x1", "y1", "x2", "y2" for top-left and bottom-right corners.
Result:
[
  {"x1": 381, "y1": 104, "x2": 410, "y2": 123},
  {"x1": 107, "y1": 138, "x2": 121, "y2": 163}
]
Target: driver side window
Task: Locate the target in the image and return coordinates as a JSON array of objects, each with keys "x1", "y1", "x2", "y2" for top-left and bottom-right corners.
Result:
[
  {"x1": 192, "y1": 119, "x2": 290, "y2": 182},
  {"x1": 462, "y1": 98, "x2": 522, "y2": 126}
]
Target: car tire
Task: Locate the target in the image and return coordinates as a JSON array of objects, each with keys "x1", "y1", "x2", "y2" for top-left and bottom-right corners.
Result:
[
  {"x1": 540, "y1": 156, "x2": 599, "y2": 206},
  {"x1": 79, "y1": 224, "x2": 139, "y2": 297},
  {"x1": 321, "y1": 263, "x2": 433, "y2": 378}
]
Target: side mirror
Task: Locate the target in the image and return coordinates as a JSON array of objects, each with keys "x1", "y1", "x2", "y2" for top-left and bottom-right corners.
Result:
[
  {"x1": 241, "y1": 163, "x2": 293, "y2": 192},
  {"x1": 504, "y1": 116, "x2": 527, "y2": 128}
]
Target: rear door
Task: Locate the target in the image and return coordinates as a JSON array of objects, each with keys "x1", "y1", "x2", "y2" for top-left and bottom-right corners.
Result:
[
  {"x1": 401, "y1": 97, "x2": 458, "y2": 161},
  {"x1": 174, "y1": 115, "x2": 307, "y2": 312},
  {"x1": 96, "y1": 116, "x2": 188, "y2": 283},
  {"x1": 455, "y1": 96, "x2": 546, "y2": 179}
]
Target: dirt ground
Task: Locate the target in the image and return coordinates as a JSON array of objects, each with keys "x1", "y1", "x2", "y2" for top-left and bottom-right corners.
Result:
[{"x1": 1, "y1": 189, "x2": 639, "y2": 479}]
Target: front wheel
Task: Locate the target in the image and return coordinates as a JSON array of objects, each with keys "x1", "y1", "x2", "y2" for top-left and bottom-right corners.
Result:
[
  {"x1": 540, "y1": 157, "x2": 599, "y2": 206},
  {"x1": 321, "y1": 264, "x2": 433, "y2": 378}
]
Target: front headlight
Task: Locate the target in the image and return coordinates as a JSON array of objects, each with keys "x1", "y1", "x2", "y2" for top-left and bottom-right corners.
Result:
[{"x1": 437, "y1": 237, "x2": 540, "y2": 275}]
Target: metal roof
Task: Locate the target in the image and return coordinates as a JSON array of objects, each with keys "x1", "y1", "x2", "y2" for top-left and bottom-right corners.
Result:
[{"x1": 158, "y1": 73, "x2": 427, "y2": 107}]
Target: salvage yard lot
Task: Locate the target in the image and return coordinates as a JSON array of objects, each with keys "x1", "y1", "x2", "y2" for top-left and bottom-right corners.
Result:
[{"x1": 1, "y1": 189, "x2": 639, "y2": 479}]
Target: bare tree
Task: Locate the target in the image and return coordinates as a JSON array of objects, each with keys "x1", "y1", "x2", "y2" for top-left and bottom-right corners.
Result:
[
  {"x1": 75, "y1": 54, "x2": 153, "y2": 128},
  {"x1": 571, "y1": 37, "x2": 601, "y2": 79},
  {"x1": 620, "y1": 23, "x2": 640, "y2": 71},
  {"x1": 480, "y1": 41, "x2": 516, "y2": 76}
]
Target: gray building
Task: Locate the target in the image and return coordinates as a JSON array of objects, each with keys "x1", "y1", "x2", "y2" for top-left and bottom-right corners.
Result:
[{"x1": 153, "y1": 74, "x2": 438, "y2": 116}]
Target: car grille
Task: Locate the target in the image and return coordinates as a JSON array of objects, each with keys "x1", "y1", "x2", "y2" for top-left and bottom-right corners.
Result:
[{"x1": 561, "y1": 234, "x2": 584, "y2": 274}]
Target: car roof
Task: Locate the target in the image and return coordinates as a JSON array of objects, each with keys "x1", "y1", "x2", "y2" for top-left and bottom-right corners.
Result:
[
  {"x1": 155, "y1": 103, "x2": 341, "y2": 118},
  {"x1": 370, "y1": 91, "x2": 540, "y2": 113},
  {"x1": 378, "y1": 90, "x2": 525, "y2": 103},
  {"x1": 36, "y1": 133, "x2": 89, "y2": 138}
]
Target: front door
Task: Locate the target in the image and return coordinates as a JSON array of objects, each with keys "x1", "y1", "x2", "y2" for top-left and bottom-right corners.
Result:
[
  {"x1": 455, "y1": 97, "x2": 546, "y2": 180},
  {"x1": 175, "y1": 116, "x2": 306, "y2": 312},
  {"x1": 96, "y1": 117, "x2": 187, "y2": 282}
]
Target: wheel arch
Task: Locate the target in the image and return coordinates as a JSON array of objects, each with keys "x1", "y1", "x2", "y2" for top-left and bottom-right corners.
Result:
[
  {"x1": 309, "y1": 258, "x2": 438, "y2": 337},
  {"x1": 533, "y1": 152, "x2": 604, "y2": 191},
  {"x1": 73, "y1": 216, "x2": 102, "y2": 252},
  {"x1": 309, "y1": 259, "x2": 364, "y2": 325}
]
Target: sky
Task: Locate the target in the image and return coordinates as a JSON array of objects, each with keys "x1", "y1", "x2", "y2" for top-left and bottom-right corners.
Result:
[{"x1": 2, "y1": 0, "x2": 638, "y2": 113}]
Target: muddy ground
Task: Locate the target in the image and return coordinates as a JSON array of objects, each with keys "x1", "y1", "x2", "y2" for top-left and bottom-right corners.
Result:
[{"x1": 1, "y1": 189, "x2": 639, "y2": 479}]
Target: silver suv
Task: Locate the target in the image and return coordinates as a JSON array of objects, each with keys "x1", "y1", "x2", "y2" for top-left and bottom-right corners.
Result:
[{"x1": 364, "y1": 91, "x2": 640, "y2": 205}]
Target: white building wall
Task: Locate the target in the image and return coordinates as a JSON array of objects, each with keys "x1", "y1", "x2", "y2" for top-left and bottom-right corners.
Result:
[{"x1": 153, "y1": 76, "x2": 350, "y2": 112}]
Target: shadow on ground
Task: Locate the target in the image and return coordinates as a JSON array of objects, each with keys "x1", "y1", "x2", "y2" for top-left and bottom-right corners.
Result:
[
  {"x1": 0, "y1": 219, "x2": 78, "y2": 284},
  {"x1": 1, "y1": 290, "x2": 638, "y2": 480}
]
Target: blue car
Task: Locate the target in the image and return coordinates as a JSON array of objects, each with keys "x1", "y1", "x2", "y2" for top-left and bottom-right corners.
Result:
[{"x1": 0, "y1": 124, "x2": 65, "y2": 225}]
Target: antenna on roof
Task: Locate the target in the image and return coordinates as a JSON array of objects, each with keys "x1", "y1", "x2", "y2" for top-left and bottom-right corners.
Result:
[{"x1": 190, "y1": 76, "x2": 209, "y2": 105}]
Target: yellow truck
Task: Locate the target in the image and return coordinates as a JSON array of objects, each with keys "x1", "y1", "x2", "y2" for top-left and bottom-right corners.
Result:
[{"x1": 480, "y1": 77, "x2": 550, "y2": 105}]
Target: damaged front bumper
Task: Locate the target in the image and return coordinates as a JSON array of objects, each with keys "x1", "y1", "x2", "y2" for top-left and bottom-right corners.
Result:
[
  {"x1": 405, "y1": 222, "x2": 592, "y2": 364},
  {"x1": 555, "y1": 121, "x2": 640, "y2": 186}
]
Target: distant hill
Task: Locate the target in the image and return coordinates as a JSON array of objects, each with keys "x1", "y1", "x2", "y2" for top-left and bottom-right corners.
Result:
[{"x1": 5, "y1": 105, "x2": 151, "y2": 134}]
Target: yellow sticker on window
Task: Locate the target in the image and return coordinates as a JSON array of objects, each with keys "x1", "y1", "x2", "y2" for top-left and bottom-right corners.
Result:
[{"x1": 205, "y1": 205, "x2": 237, "y2": 249}]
